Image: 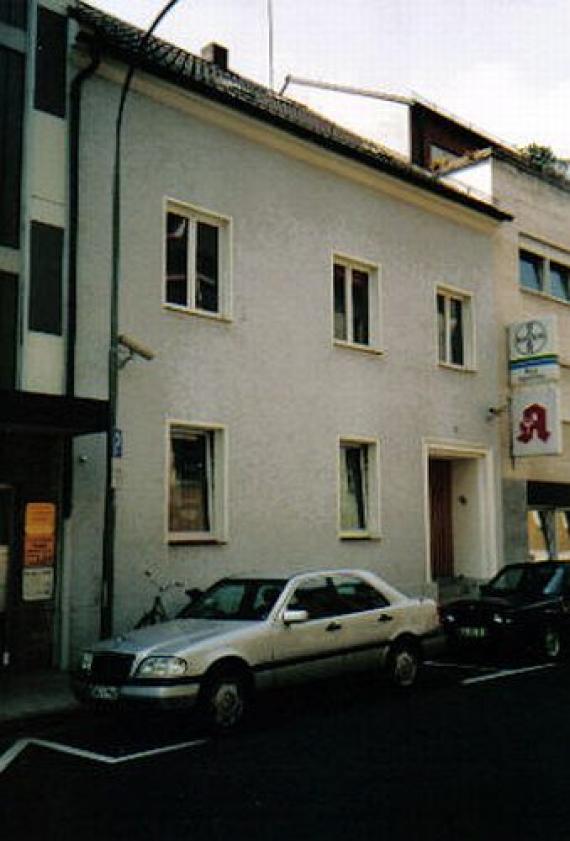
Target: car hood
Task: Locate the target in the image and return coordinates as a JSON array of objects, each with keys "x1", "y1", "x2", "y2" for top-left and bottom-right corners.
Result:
[{"x1": 93, "y1": 618, "x2": 255, "y2": 656}]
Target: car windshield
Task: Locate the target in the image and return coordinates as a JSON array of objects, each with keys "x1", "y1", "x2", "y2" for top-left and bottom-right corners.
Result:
[
  {"x1": 487, "y1": 565, "x2": 565, "y2": 597},
  {"x1": 179, "y1": 578, "x2": 287, "y2": 621}
]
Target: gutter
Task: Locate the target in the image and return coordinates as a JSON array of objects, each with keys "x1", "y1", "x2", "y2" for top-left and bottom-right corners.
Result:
[
  {"x1": 63, "y1": 41, "x2": 100, "y2": 522},
  {"x1": 67, "y1": 41, "x2": 100, "y2": 400}
]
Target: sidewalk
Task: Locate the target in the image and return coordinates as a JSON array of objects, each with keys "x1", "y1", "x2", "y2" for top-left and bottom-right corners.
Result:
[{"x1": 0, "y1": 669, "x2": 79, "y2": 731}]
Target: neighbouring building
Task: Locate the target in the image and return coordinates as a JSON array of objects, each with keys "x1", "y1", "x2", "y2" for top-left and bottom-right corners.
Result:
[
  {"x1": 441, "y1": 149, "x2": 570, "y2": 564},
  {"x1": 0, "y1": 0, "x2": 107, "y2": 672}
]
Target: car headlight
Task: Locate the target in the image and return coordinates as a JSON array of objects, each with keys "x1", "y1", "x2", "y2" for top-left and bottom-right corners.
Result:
[
  {"x1": 443, "y1": 613, "x2": 455, "y2": 623},
  {"x1": 136, "y1": 656, "x2": 187, "y2": 678},
  {"x1": 493, "y1": 613, "x2": 514, "y2": 625},
  {"x1": 80, "y1": 651, "x2": 94, "y2": 672}
]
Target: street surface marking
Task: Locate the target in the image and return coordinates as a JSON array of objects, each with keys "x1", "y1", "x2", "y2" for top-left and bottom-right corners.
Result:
[
  {"x1": 461, "y1": 663, "x2": 556, "y2": 686},
  {"x1": 0, "y1": 736, "x2": 207, "y2": 775}
]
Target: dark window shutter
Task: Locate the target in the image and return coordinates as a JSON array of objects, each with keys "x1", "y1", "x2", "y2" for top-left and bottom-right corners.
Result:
[
  {"x1": 34, "y1": 7, "x2": 67, "y2": 118},
  {"x1": 29, "y1": 221, "x2": 63, "y2": 335},
  {"x1": 0, "y1": 46, "x2": 25, "y2": 247},
  {"x1": 0, "y1": 271, "x2": 18, "y2": 388},
  {"x1": 0, "y1": 0, "x2": 27, "y2": 29}
]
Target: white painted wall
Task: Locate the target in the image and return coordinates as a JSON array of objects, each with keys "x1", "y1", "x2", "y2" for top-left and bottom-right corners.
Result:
[{"x1": 71, "y1": 68, "x2": 503, "y2": 645}]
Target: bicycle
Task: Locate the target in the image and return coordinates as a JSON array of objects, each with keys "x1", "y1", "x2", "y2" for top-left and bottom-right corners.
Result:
[{"x1": 134, "y1": 570, "x2": 185, "y2": 628}]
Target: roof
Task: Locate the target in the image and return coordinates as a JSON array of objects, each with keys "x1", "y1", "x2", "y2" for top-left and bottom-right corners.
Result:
[{"x1": 70, "y1": 3, "x2": 510, "y2": 222}]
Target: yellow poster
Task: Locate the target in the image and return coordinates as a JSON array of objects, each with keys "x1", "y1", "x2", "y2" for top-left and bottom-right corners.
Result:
[{"x1": 24, "y1": 502, "x2": 56, "y2": 567}]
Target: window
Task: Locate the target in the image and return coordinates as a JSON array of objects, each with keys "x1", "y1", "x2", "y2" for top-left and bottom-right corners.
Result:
[
  {"x1": 165, "y1": 201, "x2": 229, "y2": 317},
  {"x1": 168, "y1": 423, "x2": 226, "y2": 542},
  {"x1": 520, "y1": 250, "x2": 544, "y2": 292},
  {"x1": 519, "y1": 248, "x2": 570, "y2": 303},
  {"x1": 550, "y1": 262, "x2": 570, "y2": 303},
  {"x1": 0, "y1": 0, "x2": 27, "y2": 29},
  {"x1": 339, "y1": 439, "x2": 379, "y2": 538},
  {"x1": 29, "y1": 221, "x2": 63, "y2": 334},
  {"x1": 0, "y1": 46, "x2": 25, "y2": 247},
  {"x1": 437, "y1": 287, "x2": 473, "y2": 369},
  {"x1": 331, "y1": 574, "x2": 389, "y2": 613},
  {"x1": 333, "y1": 257, "x2": 380, "y2": 349},
  {"x1": 288, "y1": 576, "x2": 339, "y2": 620},
  {"x1": 0, "y1": 271, "x2": 18, "y2": 388},
  {"x1": 34, "y1": 7, "x2": 67, "y2": 118}
]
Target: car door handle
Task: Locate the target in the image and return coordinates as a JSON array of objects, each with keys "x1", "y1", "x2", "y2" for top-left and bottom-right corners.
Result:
[
  {"x1": 326, "y1": 621, "x2": 342, "y2": 632},
  {"x1": 378, "y1": 614, "x2": 393, "y2": 623}
]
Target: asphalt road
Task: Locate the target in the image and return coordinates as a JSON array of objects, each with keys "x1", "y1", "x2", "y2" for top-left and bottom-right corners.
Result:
[{"x1": 1, "y1": 658, "x2": 570, "y2": 840}]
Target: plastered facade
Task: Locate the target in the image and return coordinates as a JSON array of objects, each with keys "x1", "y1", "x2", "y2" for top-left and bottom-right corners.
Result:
[{"x1": 70, "y1": 65, "x2": 504, "y2": 652}]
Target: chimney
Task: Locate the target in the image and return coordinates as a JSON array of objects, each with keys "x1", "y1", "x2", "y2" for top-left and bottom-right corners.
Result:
[{"x1": 201, "y1": 42, "x2": 229, "y2": 71}]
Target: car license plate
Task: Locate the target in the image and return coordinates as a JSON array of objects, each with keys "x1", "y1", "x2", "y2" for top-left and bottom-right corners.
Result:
[
  {"x1": 459, "y1": 626, "x2": 487, "y2": 639},
  {"x1": 90, "y1": 685, "x2": 119, "y2": 701}
]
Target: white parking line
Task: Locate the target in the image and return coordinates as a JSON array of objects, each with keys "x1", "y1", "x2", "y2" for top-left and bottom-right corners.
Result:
[
  {"x1": 0, "y1": 736, "x2": 207, "y2": 775},
  {"x1": 461, "y1": 663, "x2": 556, "y2": 686}
]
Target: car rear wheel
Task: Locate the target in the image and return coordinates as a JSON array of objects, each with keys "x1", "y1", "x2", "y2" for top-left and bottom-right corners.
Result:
[
  {"x1": 542, "y1": 625, "x2": 562, "y2": 661},
  {"x1": 387, "y1": 639, "x2": 420, "y2": 688},
  {"x1": 199, "y1": 665, "x2": 250, "y2": 731}
]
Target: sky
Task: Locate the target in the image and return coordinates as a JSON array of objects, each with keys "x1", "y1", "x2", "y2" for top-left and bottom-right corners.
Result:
[{"x1": 91, "y1": 0, "x2": 570, "y2": 158}]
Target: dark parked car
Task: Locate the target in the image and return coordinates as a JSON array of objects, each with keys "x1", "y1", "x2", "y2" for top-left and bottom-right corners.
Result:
[{"x1": 440, "y1": 561, "x2": 570, "y2": 660}]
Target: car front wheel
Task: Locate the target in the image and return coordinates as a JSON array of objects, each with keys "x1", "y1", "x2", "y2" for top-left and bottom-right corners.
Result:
[
  {"x1": 387, "y1": 639, "x2": 420, "y2": 688},
  {"x1": 199, "y1": 665, "x2": 250, "y2": 731},
  {"x1": 542, "y1": 625, "x2": 562, "y2": 661}
]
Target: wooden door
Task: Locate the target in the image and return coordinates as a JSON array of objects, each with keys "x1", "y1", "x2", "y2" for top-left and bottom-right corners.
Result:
[{"x1": 429, "y1": 459, "x2": 454, "y2": 578}]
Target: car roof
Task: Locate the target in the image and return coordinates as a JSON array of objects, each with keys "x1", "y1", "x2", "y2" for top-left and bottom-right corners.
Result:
[
  {"x1": 500, "y1": 560, "x2": 569, "y2": 570},
  {"x1": 223, "y1": 569, "x2": 382, "y2": 582}
]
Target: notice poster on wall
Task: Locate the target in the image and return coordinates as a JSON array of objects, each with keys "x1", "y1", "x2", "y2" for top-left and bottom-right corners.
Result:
[
  {"x1": 22, "y1": 566, "x2": 54, "y2": 602},
  {"x1": 24, "y1": 502, "x2": 56, "y2": 567}
]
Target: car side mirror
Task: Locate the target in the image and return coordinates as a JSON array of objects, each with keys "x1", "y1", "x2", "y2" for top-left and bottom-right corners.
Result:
[{"x1": 283, "y1": 609, "x2": 309, "y2": 625}]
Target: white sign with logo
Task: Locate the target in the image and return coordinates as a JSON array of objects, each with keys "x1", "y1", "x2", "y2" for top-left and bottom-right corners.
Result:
[
  {"x1": 512, "y1": 385, "x2": 562, "y2": 457},
  {"x1": 22, "y1": 566, "x2": 54, "y2": 602},
  {"x1": 509, "y1": 316, "x2": 559, "y2": 385}
]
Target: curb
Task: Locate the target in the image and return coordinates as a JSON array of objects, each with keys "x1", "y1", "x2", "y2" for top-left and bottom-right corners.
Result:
[{"x1": 0, "y1": 704, "x2": 90, "y2": 739}]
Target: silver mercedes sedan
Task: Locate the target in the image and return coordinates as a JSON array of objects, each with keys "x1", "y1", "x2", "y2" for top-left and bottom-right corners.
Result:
[{"x1": 73, "y1": 569, "x2": 440, "y2": 729}]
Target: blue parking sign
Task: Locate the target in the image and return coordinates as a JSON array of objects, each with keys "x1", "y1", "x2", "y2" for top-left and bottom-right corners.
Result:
[{"x1": 112, "y1": 428, "x2": 123, "y2": 458}]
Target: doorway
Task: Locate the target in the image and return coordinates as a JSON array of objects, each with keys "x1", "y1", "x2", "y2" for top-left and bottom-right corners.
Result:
[
  {"x1": 0, "y1": 486, "x2": 15, "y2": 667},
  {"x1": 426, "y1": 445, "x2": 497, "y2": 585}
]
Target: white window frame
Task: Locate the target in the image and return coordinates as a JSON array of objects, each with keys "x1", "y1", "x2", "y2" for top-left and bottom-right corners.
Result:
[
  {"x1": 436, "y1": 284, "x2": 475, "y2": 371},
  {"x1": 166, "y1": 420, "x2": 228, "y2": 544},
  {"x1": 332, "y1": 253, "x2": 382, "y2": 353},
  {"x1": 337, "y1": 436, "x2": 381, "y2": 540},
  {"x1": 163, "y1": 197, "x2": 232, "y2": 320}
]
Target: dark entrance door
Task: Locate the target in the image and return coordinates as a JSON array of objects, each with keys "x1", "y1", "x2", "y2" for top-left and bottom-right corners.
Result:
[
  {"x1": 429, "y1": 459, "x2": 454, "y2": 578},
  {"x1": 0, "y1": 486, "x2": 15, "y2": 667},
  {"x1": 0, "y1": 433, "x2": 61, "y2": 671}
]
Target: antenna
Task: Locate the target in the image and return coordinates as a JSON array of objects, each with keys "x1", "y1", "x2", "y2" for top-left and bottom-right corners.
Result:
[{"x1": 267, "y1": 0, "x2": 274, "y2": 90}]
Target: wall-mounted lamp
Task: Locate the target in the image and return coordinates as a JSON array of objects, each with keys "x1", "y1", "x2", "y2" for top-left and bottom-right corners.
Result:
[{"x1": 118, "y1": 333, "x2": 156, "y2": 368}]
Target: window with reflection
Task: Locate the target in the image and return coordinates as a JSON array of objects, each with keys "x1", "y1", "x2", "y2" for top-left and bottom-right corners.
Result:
[
  {"x1": 437, "y1": 288, "x2": 472, "y2": 368},
  {"x1": 165, "y1": 202, "x2": 227, "y2": 317},
  {"x1": 333, "y1": 258, "x2": 378, "y2": 348}
]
